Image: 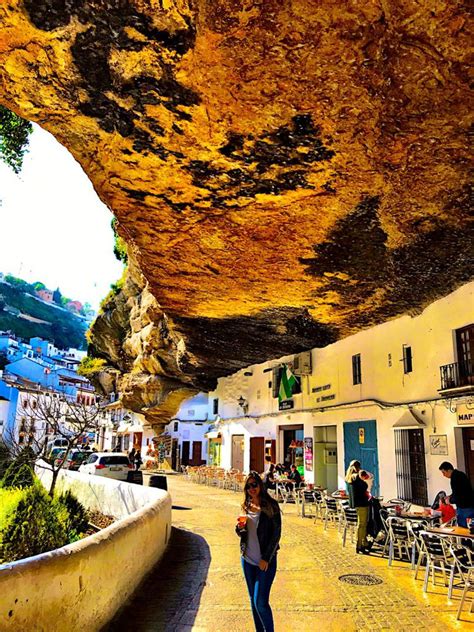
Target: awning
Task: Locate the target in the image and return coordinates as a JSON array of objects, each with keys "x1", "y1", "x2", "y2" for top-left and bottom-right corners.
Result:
[
  {"x1": 205, "y1": 431, "x2": 221, "y2": 440},
  {"x1": 392, "y1": 409, "x2": 426, "y2": 428}
]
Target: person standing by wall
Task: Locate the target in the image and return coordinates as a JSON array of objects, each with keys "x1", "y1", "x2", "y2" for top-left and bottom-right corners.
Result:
[
  {"x1": 439, "y1": 462, "x2": 474, "y2": 527},
  {"x1": 345, "y1": 460, "x2": 370, "y2": 554},
  {"x1": 236, "y1": 471, "x2": 281, "y2": 632}
]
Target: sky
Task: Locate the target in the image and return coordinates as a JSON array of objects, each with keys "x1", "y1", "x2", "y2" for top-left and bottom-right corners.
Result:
[{"x1": 0, "y1": 125, "x2": 124, "y2": 309}]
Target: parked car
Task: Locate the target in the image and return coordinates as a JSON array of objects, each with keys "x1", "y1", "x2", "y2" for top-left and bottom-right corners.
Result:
[
  {"x1": 46, "y1": 438, "x2": 69, "y2": 453},
  {"x1": 49, "y1": 446, "x2": 67, "y2": 462},
  {"x1": 64, "y1": 450, "x2": 91, "y2": 471},
  {"x1": 78, "y1": 453, "x2": 132, "y2": 480}
]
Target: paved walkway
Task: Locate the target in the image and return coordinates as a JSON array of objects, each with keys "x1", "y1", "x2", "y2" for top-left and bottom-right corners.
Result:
[{"x1": 105, "y1": 475, "x2": 471, "y2": 631}]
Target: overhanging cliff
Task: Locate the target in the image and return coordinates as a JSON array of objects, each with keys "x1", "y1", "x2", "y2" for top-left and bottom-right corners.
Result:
[{"x1": 0, "y1": 1, "x2": 472, "y2": 424}]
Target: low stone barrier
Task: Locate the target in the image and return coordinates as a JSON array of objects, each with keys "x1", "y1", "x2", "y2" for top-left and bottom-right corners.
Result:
[{"x1": 0, "y1": 465, "x2": 171, "y2": 631}]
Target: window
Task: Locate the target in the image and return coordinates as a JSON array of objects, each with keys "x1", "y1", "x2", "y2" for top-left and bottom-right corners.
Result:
[
  {"x1": 173, "y1": 422, "x2": 179, "y2": 432},
  {"x1": 352, "y1": 354, "x2": 362, "y2": 385},
  {"x1": 213, "y1": 398, "x2": 219, "y2": 415},
  {"x1": 402, "y1": 345, "x2": 413, "y2": 374}
]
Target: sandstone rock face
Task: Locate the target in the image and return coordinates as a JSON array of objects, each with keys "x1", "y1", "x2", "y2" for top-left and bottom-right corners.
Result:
[{"x1": 0, "y1": 1, "x2": 472, "y2": 423}]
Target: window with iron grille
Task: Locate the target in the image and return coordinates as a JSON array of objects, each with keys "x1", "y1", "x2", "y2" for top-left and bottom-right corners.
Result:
[
  {"x1": 402, "y1": 345, "x2": 413, "y2": 374},
  {"x1": 394, "y1": 428, "x2": 428, "y2": 505},
  {"x1": 352, "y1": 354, "x2": 362, "y2": 385}
]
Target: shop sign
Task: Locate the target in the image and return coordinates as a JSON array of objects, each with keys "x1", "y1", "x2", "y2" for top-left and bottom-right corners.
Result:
[
  {"x1": 457, "y1": 404, "x2": 474, "y2": 425},
  {"x1": 358, "y1": 428, "x2": 365, "y2": 444},
  {"x1": 279, "y1": 399, "x2": 294, "y2": 411},
  {"x1": 304, "y1": 437, "x2": 313, "y2": 471},
  {"x1": 429, "y1": 435, "x2": 448, "y2": 455}
]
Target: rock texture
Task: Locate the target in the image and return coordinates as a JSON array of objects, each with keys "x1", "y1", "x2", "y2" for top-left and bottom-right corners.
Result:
[{"x1": 0, "y1": 1, "x2": 472, "y2": 423}]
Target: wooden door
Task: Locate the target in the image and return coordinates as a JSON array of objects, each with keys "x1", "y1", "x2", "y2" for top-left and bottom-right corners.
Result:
[
  {"x1": 182, "y1": 441, "x2": 190, "y2": 466},
  {"x1": 192, "y1": 441, "x2": 202, "y2": 465},
  {"x1": 250, "y1": 437, "x2": 265, "y2": 474},
  {"x1": 232, "y1": 435, "x2": 244, "y2": 472},
  {"x1": 463, "y1": 427, "x2": 474, "y2": 486}
]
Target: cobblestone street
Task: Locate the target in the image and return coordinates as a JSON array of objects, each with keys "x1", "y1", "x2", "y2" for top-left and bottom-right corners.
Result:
[{"x1": 107, "y1": 475, "x2": 471, "y2": 632}]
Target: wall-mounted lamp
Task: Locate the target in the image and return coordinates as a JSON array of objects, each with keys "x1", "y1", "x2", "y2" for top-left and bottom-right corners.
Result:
[{"x1": 237, "y1": 395, "x2": 249, "y2": 414}]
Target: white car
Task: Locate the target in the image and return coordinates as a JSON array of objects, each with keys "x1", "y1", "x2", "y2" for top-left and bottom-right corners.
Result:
[{"x1": 79, "y1": 453, "x2": 133, "y2": 481}]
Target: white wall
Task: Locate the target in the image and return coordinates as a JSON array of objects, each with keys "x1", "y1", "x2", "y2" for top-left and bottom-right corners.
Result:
[{"x1": 0, "y1": 467, "x2": 171, "y2": 632}]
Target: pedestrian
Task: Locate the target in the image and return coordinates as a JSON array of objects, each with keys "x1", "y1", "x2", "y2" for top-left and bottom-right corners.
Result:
[
  {"x1": 236, "y1": 471, "x2": 281, "y2": 632},
  {"x1": 345, "y1": 460, "x2": 370, "y2": 554},
  {"x1": 263, "y1": 455, "x2": 272, "y2": 476},
  {"x1": 129, "y1": 447, "x2": 136, "y2": 465},
  {"x1": 439, "y1": 461, "x2": 474, "y2": 527},
  {"x1": 134, "y1": 448, "x2": 143, "y2": 471}
]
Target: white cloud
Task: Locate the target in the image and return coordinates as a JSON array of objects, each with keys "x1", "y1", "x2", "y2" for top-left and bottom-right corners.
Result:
[{"x1": 0, "y1": 124, "x2": 124, "y2": 308}]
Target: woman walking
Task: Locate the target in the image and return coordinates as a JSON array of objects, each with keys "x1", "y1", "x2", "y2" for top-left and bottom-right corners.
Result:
[
  {"x1": 345, "y1": 460, "x2": 370, "y2": 554},
  {"x1": 236, "y1": 471, "x2": 281, "y2": 632}
]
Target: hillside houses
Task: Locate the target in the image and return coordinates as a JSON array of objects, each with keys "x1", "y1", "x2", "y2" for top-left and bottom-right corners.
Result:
[{"x1": 0, "y1": 333, "x2": 94, "y2": 447}]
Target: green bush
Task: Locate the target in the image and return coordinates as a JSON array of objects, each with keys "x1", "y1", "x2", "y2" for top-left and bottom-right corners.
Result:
[
  {"x1": 10, "y1": 463, "x2": 35, "y2": 489},
  {"x1": 0, "y1": 483, "x2": 68, "y2": 563},
  {"x1": 1, "y1": 447, "x2": 35, "y2": 488},
  {"x1": 57, "y1": 490, "x2": 89, "y2": 539},
  {"x1": 0, "y1": 442, "x2": 11, "y2": 479}
]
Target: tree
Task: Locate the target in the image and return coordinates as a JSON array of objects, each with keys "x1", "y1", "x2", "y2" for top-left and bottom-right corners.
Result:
[
  {"x1": 33, "y1": 282, "x2": 46, "y2": 292},
  {"x1": 4, "y1": 391, "x2": 104, "y2": 496},
  {"x1": 111, "y1": 218, "x2": 128, "y2": 264},
  {"x1": 0, "y1": 106, "x2": 33, "y2": 174}
]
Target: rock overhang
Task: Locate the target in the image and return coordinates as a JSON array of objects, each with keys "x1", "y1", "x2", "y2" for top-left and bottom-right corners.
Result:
[{"x1": 0, "y1": 1, "x2": 472, "y2": 423}]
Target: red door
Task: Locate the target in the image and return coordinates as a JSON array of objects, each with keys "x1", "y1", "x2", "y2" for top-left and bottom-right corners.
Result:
[
  {"x1": 250, "y1": 437, "x2": 265, "y2": 474},
  {"x1": 192, "y1": 441, "x2": 202, "y2": 465}
]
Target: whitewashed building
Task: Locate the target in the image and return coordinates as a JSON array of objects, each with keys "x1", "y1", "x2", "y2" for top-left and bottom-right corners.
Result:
[
  {"x1": 203, "y1": 281, "x2": 474, "y2": 504},
  {"x1": 163, "y1": 393, "x2": 210, "y2": 469}
]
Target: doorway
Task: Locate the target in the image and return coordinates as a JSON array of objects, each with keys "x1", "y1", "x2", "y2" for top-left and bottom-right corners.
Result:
[
  {"x1": 343, "y1": 420, "x2": 379, "y2": 496},
  {"x1": 191, "y1": 441, "x2": 202, "y2": 465},
  {"x1": 250, "y1": 437, "x2": 265, "y2": 473},
  {"x1": 232, "y1": 435, "x2": 245, "y2": 472},
  {"x1": 182, "y1": 441, "x2": 190, "y2": 466},
  {"x1": 313, "y1": 425, "x2": 337, "y2": 493},
  {"x1": 462, "y1": 427, "x2": 474, "y2": 486},
  {"x1": 280, "y1": 425, "x2": 304, "y2": 470}
]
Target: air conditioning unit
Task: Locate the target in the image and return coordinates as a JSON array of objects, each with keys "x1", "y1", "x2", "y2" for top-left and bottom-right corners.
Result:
[{"x1": 293, "y1": 351, "x2": 312, "y2": 376}]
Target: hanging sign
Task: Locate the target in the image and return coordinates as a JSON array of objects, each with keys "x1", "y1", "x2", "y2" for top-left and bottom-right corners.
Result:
[
  {"x1": 279, "y1": 399, "x2": 294, "y2": 411},
  {"x1": 457, "y1": 404, "x2": 474, "y2": 425},
  {"x1": 304, "y1": 437, "x2": 313, "y2": 471},
  {"x1": 358, "y1": 428, "x2": 365, "y2": 444}
]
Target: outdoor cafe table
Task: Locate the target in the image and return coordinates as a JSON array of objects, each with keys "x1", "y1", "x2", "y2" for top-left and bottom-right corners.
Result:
[
  {"x1": 428, "y1": 526, "x2": 474, "y2": 539},
  {"x1": 393, "y1": 511, "x2": 441, "y2": 524}
]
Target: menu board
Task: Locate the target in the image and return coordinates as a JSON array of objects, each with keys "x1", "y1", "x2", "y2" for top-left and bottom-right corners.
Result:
[{"x1": 304, "y1": 437, "x2": 313, "y2": 471}]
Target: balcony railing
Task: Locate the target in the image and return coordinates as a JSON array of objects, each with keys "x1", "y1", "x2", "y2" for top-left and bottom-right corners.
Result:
[{"x1": 440, "y1": 361, "x2": 474, "y2": 391}]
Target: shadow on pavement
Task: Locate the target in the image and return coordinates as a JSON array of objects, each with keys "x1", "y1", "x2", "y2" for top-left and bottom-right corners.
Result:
[{"x1": 102, "y1": 526, "x2": 211, "y2": 632}]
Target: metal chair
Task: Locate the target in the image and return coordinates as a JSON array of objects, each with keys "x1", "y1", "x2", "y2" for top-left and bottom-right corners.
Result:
[
  {"x1": 457, "y1": 566, "x2": 474, "y2": 620},
  {"x1": 417, "y1": 531, "x2": 452, "y2": 592},
  {"x1": 386, "y1": 516, "x2": 416, "y2": 566},
  {"x1": 341, "y1": 506, "x2": 358, "y2": 547},
  {"x1": 322, "y1": 496, "x2": 339, "y2": 530},
  {"x1": 301, "y1": 490, "x2": 317, "y2": 518}
]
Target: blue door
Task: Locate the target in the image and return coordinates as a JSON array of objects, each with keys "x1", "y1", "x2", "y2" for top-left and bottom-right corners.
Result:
[{"x1": 343, "y1": 420, "x2": 379, "y2": 496}]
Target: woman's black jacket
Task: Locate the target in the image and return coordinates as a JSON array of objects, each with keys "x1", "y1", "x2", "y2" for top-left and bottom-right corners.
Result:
[
  {"x1": 348, "y1": 476, "x2": 369, "y2": 508},
  {"x1": 236, "y1": 502, "x2": 281, "y2": 563}
]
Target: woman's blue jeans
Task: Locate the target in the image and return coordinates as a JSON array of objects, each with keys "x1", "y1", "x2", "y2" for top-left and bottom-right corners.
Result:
[{"x1": 241, "y1": 556, "x2": 277, "y2": 632}]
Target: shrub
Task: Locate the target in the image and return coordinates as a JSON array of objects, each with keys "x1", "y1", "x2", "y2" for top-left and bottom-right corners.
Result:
[
  {"x1": 10, "y1": 463, "x2": 35, "y2": 489},
  {"x1": 0, "y1": 482, "x2": 68, "y2": 563},
  {"x1": 0, "y1": 442, "x2": 11, "y2": 478},
  {"x1": 57, "y1": 490, "x2": 89, "y2": 539},
  {"x1": 1, "y1": 447, "x2": 35, "y2": 488}
]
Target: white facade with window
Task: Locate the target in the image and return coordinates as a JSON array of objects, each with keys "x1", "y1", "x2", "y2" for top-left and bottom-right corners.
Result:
[{"x1": 201, "y1": 281, "x2": 474, "y2": 504}]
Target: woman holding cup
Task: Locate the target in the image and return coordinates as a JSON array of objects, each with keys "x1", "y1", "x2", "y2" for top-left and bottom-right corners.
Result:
[{"x1": 236, "y1": 471, "x2": 281, "y2": 632}]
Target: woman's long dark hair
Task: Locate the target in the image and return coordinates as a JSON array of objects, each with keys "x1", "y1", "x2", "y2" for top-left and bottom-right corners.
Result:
[{"x1": 241, "y1": 471, "x2": 279, "y2": 517}]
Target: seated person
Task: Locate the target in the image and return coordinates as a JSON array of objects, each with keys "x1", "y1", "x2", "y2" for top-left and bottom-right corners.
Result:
[
  {"x1": 275, "y1": 463, "x2": 285, "y2": 476},
  {"x1": 263, "y1": 463, "x2": 277, "y2": 491},
  {"x1": 287, "y1": 464, "x2": 302, "y2": 490},
  {"x1": 437, "y1": 493, "x2": 456, "y2": 524}
]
